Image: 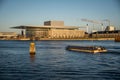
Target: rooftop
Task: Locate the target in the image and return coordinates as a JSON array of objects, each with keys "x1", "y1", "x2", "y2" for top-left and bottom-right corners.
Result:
[
  {"x1": 11, "y1": 20, "x2": 80, "y2": 29},
  {"x1": 11, "y1": 25, "x2": 79, "y2": 29}
]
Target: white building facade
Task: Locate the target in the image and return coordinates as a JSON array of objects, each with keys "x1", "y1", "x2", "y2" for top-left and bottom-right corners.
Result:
[{"x1": 12, "y1": 21, "x2": 85, "y2": 39}]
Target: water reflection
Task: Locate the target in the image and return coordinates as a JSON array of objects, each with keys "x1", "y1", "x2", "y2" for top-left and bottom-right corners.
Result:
[{"x1": 30, "y1": 54, "x2": 35, "y2": 62}]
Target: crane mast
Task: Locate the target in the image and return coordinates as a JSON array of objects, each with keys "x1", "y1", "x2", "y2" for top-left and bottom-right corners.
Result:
[{"x1": 81, "y1": 19, "x2": 104, "y2": 32}]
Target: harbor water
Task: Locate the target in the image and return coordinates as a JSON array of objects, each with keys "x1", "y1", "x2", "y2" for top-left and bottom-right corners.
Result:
[{"x1": 0, "y1": 40, "x2": 120, "y2": 80}]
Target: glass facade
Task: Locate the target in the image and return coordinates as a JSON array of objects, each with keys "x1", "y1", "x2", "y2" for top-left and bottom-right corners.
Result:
[{"x1": 26, "y1": 27, "x2": 85, "y2": 39}]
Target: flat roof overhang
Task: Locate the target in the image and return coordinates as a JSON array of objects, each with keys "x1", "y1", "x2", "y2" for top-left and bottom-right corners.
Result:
[{"x1": 11, "y1": 25, "x2": 79, "y2": 29}]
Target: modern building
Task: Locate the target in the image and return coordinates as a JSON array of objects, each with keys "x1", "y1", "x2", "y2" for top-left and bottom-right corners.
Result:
[{"x1": 11, "y1": 21, "x2": 85, "y2": 39}]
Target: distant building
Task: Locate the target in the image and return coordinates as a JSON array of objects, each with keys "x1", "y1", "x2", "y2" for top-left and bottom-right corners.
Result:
[
  {"x1": 0, "y1": 32, "x2": 17, "y2": 39},
  {"x1": 44, "y1": 21, "x2": 64, "y2": 26},
  {"x1": 11, "y1": 20, "x2": 85, "y2": 39},
  {"x1": 105, "y1": 26, "x2": 115, "y2": 31},
  {"x1": 91, "y1": 26, "x2": 120, "y2": 38}
]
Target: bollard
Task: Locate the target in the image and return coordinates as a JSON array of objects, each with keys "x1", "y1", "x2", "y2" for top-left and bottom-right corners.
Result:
[{"x1": 29, "y1": 42, "x2": 36, "y2": 54}]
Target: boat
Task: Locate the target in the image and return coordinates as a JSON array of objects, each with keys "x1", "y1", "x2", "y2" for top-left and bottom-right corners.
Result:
[{"x1": 66, "y1": 45, "x2": 107, "y2": 53}]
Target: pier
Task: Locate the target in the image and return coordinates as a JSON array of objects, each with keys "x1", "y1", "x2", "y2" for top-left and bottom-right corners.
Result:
[{"x1": 115, "y1": 36, "x2": 120, "y2": 42}]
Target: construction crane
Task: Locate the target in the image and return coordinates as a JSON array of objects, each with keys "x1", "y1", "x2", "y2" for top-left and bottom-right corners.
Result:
[
  {"x1": 79, "y1": 24, "x2": 89, "y2": 33},
  {"x1": 81, "y1": 18, "x2": 104, "y2": 32},
  {"x1": 81, "y1": 19, "x2": 102, "y2": 24},
  {"x1": 103, "y1": 19, "x2": 110, "y2": 26}
]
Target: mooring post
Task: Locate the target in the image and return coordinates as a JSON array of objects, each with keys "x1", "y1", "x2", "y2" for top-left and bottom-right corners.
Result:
[{"x1": 29, "y1": 42, "x2": 36, "y2": 54}]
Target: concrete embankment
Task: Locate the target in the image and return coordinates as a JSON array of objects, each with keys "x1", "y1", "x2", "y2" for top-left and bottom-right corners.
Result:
[
  {"x1": 0, "y1": 38, "x2": 115, "y2": 41},
  {"x1": 39, "y1": 38, "x2": 114, "y2": 41},
  {"x1": 115, "y1": 36, "x2": 120, "y2": 42}
]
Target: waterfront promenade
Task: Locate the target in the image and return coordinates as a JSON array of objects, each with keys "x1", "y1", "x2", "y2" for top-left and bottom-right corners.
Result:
[
  {"x1": 0, "y1": 38, "x2": 114, "y2": 41},
  {"x1": 39, "y1": 38, "x2": 114, "y2": 41}
]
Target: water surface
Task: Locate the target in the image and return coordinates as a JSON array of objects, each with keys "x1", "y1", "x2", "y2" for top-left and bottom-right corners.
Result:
[{"x1": 0, "y1": 40, "x2": 120, "y2": 80}]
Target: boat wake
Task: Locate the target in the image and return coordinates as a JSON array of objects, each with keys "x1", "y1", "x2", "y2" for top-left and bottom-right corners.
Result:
[{"x1": 107, "y1": 49, "x2": 120, "y2": 54}]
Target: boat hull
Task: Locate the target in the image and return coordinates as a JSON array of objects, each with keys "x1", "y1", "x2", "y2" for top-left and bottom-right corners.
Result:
[{"x1": 66, "y1": 46, "x2": 107, "y2": 53}]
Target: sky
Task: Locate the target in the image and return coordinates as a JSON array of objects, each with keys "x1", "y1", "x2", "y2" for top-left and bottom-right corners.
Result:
[{"x1": 0, "y1": 0, "x2": 120, "y2": 33}]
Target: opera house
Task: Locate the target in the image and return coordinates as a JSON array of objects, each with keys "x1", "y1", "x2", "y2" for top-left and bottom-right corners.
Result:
[{"x1": 12, "y1": 21, "x2": 85, "y2": 39}]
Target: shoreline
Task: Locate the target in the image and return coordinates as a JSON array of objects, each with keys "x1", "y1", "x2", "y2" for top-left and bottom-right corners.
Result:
[
  {"x1": 0, "y1": 38, "x2": 115, "y2": 41},
  {"x1": 39, "y1": 38, "x2": 114, "y2": 41}
]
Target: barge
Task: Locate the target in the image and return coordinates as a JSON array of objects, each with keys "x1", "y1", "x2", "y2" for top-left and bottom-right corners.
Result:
[{"x1": 66, "y1": 45, "x2": 107, "y2": 53}]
